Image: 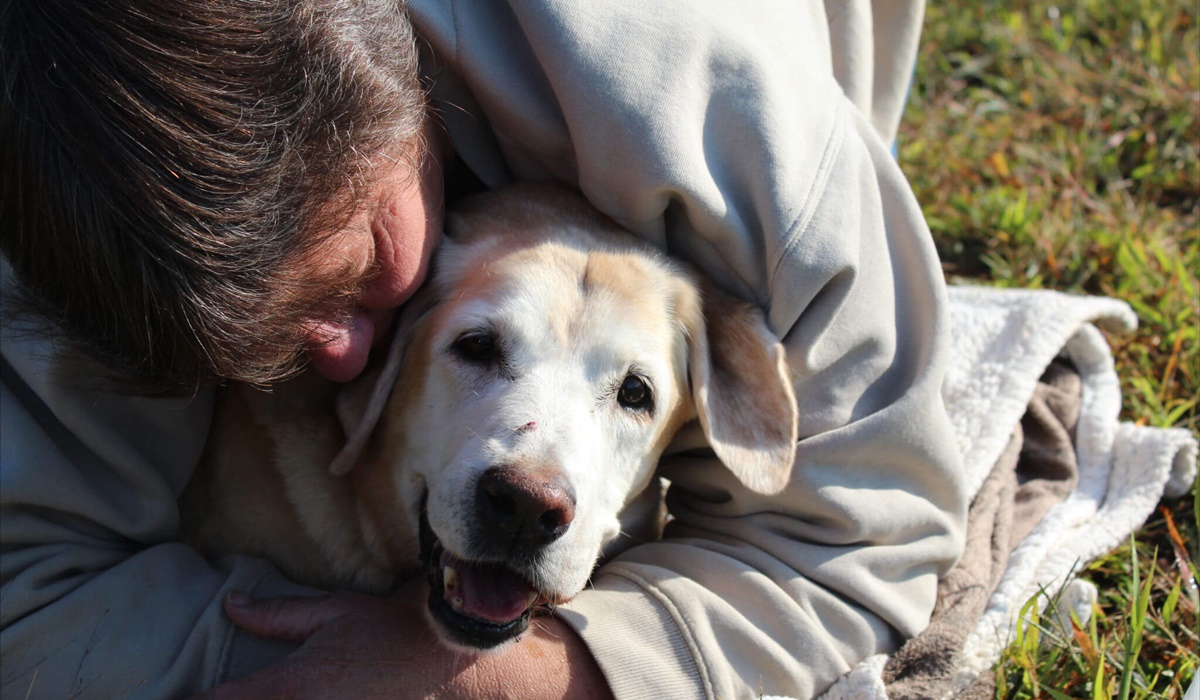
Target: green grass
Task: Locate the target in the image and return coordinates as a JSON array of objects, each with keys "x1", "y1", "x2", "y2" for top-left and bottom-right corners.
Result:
[{"x1": 898, "y1": 0, "x2": 1199, "y2": 697}]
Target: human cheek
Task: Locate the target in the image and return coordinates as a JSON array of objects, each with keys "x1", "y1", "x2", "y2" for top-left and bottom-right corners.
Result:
[
  {"x1": 359, "y1": 136, "x2": 445, "y2": 311},
  {"x1": 357, "y1": 214, "x2": 439, "y2": 311}
]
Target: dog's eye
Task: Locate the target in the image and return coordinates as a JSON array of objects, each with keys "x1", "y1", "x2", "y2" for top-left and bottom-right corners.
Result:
[
  {"x1": 452, "y1": 330, "x2": 500, "y2": 366},
  {"x1": 617, "y1": 374, "x2": 653, "y2": 412}
]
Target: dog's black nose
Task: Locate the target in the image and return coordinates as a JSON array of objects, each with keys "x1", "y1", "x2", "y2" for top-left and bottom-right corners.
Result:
[{"x1": 477, "y1": 466, "x2": 576, "y2": 546}]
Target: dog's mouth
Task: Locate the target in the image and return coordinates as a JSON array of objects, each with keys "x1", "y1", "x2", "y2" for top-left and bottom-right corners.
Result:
[{"x1": 419, "y1": 507, "x2": 552, "y2": 649}]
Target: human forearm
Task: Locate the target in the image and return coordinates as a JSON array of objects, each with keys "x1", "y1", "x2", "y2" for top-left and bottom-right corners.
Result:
[{"x1": 198, "y1": 582, "x2": 612, "y2": 700}]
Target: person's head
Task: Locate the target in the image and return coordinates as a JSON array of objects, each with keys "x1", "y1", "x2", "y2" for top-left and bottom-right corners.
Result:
[{"x1": 1, "y1": 0, "x2": 443, "y2": 392}]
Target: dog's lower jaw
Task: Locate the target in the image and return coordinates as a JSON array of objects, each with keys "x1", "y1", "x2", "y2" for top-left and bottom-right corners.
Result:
[
  {"x1": 424, "y1": 587, "x2": 534, "y2": 652},
  {"x1": 419, "y1": 507, "x2": 554, "y2": 650}
]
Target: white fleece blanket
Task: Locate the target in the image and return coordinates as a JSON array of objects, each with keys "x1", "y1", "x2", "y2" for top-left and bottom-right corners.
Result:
[{"x1": 808, "y1": 286, "x2": 1199, "y2": 700}]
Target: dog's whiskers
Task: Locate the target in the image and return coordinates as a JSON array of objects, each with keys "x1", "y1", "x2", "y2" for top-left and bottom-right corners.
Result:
[{"x1": 530, "y1": 613, "x2": 564, "y2": 642}]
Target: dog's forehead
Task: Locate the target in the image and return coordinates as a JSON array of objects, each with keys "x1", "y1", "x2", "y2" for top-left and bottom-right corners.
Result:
[{"x1": 438, "y1": 225, "x2": 687, "y2": 340}]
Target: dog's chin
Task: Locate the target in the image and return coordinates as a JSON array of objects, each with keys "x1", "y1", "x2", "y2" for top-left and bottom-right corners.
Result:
[{"x1": 419, "y1": 508, "x2": 557, "y2": 651}]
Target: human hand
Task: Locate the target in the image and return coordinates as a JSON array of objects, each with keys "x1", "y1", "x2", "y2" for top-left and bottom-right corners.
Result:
[{"x1": 194, "y1": 578, "x2": 612, "y2": 700}]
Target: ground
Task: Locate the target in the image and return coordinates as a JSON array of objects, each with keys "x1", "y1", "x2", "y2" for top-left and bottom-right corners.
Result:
[{"x1": 898, "y1": 1, "x2": 1198, "y2": 697}]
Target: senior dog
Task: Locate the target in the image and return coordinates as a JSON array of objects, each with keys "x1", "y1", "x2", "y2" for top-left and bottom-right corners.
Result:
[{"x1": 181, "y1": 183, "x2": 798, "y2": 650}]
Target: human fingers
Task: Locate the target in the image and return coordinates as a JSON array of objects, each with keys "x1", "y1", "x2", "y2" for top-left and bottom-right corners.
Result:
[{"x1": 223, "y1": 590, "x2": 361, "y2": 642}]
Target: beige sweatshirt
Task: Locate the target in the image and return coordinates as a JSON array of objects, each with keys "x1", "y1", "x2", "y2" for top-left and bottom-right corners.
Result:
[{"x1": 407, "y1": 1, "x2": 963, "y2": 697}]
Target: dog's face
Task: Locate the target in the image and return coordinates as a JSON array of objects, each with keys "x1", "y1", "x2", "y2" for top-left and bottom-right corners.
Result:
[
  {"x1": 335, "y1": 185, "x2": 797, "y2": 650},
  {"x1": 403, "y1": 237, "x2": 691, "y2": 648}
]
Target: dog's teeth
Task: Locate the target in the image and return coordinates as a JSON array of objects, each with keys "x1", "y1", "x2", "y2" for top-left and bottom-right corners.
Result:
[
  {"x1": 443, "y1": 566, "x2": 459, "y2": 591},
  {"x1": 451, "y1": 596, "x2": 464, "y2": 610},
  {"x1": 526, "y1": 592, "x2": 538, "y2": 608}
]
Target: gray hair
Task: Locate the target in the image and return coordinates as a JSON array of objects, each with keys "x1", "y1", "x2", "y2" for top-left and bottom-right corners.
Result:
[{"x1": 1, "y1": 0, "x2": 428, "y2": 392}]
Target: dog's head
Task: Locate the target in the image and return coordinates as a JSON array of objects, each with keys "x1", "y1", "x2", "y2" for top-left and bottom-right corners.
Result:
[{"x1": 334, "y1": 184, "x2": 797, "y2": 650}]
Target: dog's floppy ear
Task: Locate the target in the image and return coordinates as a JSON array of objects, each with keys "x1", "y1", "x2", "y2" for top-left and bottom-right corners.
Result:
[
  {"x1": 329, "y1": 289, "x2": 437, "y2": 476},
  {"x1": 683, "y1": 281, "x2": 798, "y2": 494}
]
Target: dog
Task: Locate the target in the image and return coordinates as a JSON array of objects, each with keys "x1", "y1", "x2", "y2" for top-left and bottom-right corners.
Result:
[{"x1": 181, "y1": 183, "x2": 798, "y2": 650}]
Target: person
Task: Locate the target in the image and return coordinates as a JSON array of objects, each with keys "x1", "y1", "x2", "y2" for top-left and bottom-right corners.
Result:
[{"x1": 0, "y1": 0, "x2": 965, "y2": 698}]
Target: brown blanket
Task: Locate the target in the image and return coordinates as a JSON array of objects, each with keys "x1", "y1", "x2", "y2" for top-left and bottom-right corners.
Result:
[{"x1": 883, "y1": 360, "x2": 1082, "y2": 699}]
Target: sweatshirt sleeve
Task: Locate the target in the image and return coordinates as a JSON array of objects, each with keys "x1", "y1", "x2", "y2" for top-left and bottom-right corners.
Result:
[
  {"x1": 407, "y1": 2, "x2": 966, "y2": 698},
  {"x1": 0, "y1": 280, "x2": 315, "y2": 699}
]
